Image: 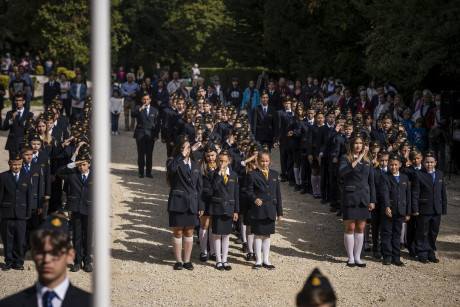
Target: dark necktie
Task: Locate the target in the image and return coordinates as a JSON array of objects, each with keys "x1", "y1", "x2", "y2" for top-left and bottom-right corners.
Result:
[
  {"x1": 50, "y1": 82, "x2": 54, "y2": 87},
  {"x1": 146, "y1": 107, "x2": 149, "y2": 116},
  {"x1": 25, "y1": 165, "x2": 30, "y2": 174},
  {"x1": 14, "y1": 173, "x2": 19, "y2": 183},
  {"x1": 395, "y1": 175, "x2": 399, "y2": 183},
  {"x1": 382, "y1": 169, "x2": 386, "y2": 173},
  {"x1": 429, "y1": 172, "x2": 435, "y2": 183},
  {"x1": 330, "y1": 126, "x2": 333, "y2": 132},
  {"x1": 33, "y1": 156, "x2": 37, "y2": 163},
  {"x1": 43, "y1": 290, "x2": 57, "y2": 307},
  {"x1": 18, "y1": 111, "x2": 22, "y2": 121},
  {"x1": 263, "y1": 108, "x2": 267, "y2": 115},
  {"x1": 83, "y1": 174, "x2": 87, "y2": 183}
]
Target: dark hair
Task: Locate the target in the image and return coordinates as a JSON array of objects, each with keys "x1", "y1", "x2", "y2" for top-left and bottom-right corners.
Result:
[
  {"x1": 296, "y1": 288, "x2": 336, "y2": 307},
  {"x1": 166, "y1": 141, "x2": 194, "y2": 186},
  {"x1": 30, "y1": 229, "x2": 72, "y2": 252}
]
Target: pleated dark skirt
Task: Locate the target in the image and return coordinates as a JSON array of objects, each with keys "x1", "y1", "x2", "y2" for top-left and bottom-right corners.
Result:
[
  {"x1": 251, "y1": 218, "x2": 275, "y2": 235},
  {"x1": 342, "y1": 203, "x2": 371, "y2": 221},
  {"x1": 211, "y1": 214, "x2": 233, "y2": 235},
  {"x1": 169, "y1": 209, "x2": 199, "y2": 227}
]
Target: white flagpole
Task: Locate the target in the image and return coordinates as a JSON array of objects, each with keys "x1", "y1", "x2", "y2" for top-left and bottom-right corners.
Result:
[{"x1": 91, "y1": 0, "x2": 111, "y2": 305}]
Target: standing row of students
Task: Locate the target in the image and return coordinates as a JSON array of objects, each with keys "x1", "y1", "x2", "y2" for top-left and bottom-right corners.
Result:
[
  {"x1": 163, "y1": 91, "x2": 448, "y2": 269},
  {"x1": 1, "y1": 91, "x2": 94, "y2": 273}
]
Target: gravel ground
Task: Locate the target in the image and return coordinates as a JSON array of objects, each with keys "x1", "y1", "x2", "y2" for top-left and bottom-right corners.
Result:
[{"x1": 1, "y1": 107, "x2": 459, "y2": 306}]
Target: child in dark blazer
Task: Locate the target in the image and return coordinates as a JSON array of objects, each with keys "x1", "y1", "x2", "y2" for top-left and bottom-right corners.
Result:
[
  {"x1": 413, "y1": 150, "x2": 447, "y2": 263},
  {"x1": 209, "y1": 150, "x2": 239, "y2": 270},
  {"x1": 380, "y1": 154, "x2": 411, "y2": 266},
  {"x1": 247, "y1": 150, "x2": 283, "y2": 270}
]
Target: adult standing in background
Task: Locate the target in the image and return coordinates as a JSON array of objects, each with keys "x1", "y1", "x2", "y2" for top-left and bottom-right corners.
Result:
[
  {"x1": 227, "y1": 77, "x2": 242, "y2": 110},
  {"x1": 45, "y1": 59, "x2": 53, "y2": 74},
  {"x1": 241, "y1": 80, "x2": 260, "y2": 125},
  {"x1": 154, "y1": 62, "x2": 162, "y2": 80},
  {"x1": 191, "y1": 64, "x2": 200, "y2": 87},
  {"x1": 9, "y1": 71, "x2": 28, "y2": 110},
  {"x1": 0, "y1": 82, "x2": 5, "y2": 124},
  {"x1": 213, "y1": 76, "x2": 226, "y2": 104},
  {"x1": 19, "y1": 65, "x2": 34, "y2": 111},
  {"x1": 70, "y1": 74, "x2": 87, "y2": 121},
  {"x1": 276, "y1": 77, "x2": 291, "y2": 102},
  {"x1": 121, "y1": 73, "x2": 140, "y2": 131},
  {"x1": 153, "y1": 70, "x2": 169, "y2": 89},
  {"x1": 256, "y1": 71, "x2": 269, "y2": 93},
  {"x1": 167, "y1": 71, "x2": 181, "y2": 95},
  {"x1": 60, "y1": 73, "x2": 72, "y2": 117},
  {"x1": 176, "y1": 80, "x2": 190, "y2": 100},
  {"x1": 43, "y1": 71, "x2": 61, "y2": 106},
  {"x1": 136, "y1": 65, "x2": 145, "y2": 83}
]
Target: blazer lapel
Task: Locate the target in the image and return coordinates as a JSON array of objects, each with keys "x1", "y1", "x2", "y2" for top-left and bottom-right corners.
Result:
[{"x1": 22, "y1": 286, "x2": 39, "y2": 307}]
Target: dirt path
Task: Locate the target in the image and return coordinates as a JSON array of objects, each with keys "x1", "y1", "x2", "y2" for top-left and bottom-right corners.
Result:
[{"x1": 1, "y1": 108, "x2": 459, "y2": 306}]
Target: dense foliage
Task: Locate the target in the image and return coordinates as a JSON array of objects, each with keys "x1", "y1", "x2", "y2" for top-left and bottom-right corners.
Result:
[{"x1": 1, "y1": 0, "x2": 459, "y2": 96}]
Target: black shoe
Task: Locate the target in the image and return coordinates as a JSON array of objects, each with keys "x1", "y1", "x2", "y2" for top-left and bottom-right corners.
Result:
[
  {"x1": 336, "y1": 210, "x2": 342, "y2": 217},
  {"x1": 408, "y1": 251, "x2": 417, "y2": 258},
  {"x1": 138, "y1": 173, "x2": 144, "y2": 178},
  {"x1": 252, "y1": 264, "x2": 262, "y2": 270},
  {"x1": 242, "y1": 243, "x2": 248, "y2": 253},
  {"x1": 392, "y1": 259, "x2": 405, "y2": 266},
  {"x1": 209, "y1": 254, "x2": 216, "y2": 261},
  {"x1": 12, "y1": 263, "x2": 24, "y2": 270},
  {"x1": 2, "y1": 263, "x2": 12, "y2": 271},
  {"x1": 173, "y1": 262, "x2": 183, "y2": 270},
  {"x1": 364, "y1": 245, "x2": 372, "y2": 253},
  {"x1": 83, "y1": 264, "x2": 93, "y2": 272},
  {"x1": 289, "y1": 181, "x2": 296, "y2": 186},
  {"x1": 346, "y1": 262, "x2": 355, "y2": 267},
  {"x1": 245, "y1": 253, "x2": 255, "y2": 261},
  {"x1": 321, "y1": 198, "x2": 327, "y2": 204},
  {"x1": 355, "y1": 262, "x2": 366, "y2": 268},
  {"x1": 294, "y1": 185, "x2": 301, "y2": 191},
  {"x1": 146, "y1": 174, "x2": 153, "y2": 178},
  {"x1": 300, "y1": 187, "x2": 307, "y2": 194},
  {"x1": 262, "y1": 263, "x2": 275, "y2": 270},
  {"x1": 418, "y1": 258, "x2": 430, "y2": 264},
  {"x1": 183, "y1": 262, "x2": 194, "y2": 270},
  {"x1": 383, "y1": 259, "x2": 392, "y2": 265},
  {"x1": 280, "y1": 176, "x2": 287, "y2": 182},
  {"x1": 235, "y1": 237, "x2": 243, "y2": 244},
  {"x1": 223, "y1": 263, "x2": 232, "y2": 271},
  {"x1": 70, "y1": 264, "x2": 81, "y2": 272},
  {"x1": 330, "y1": 205, "x2": 337, "y2": 212},
  {"x1": 373, "y1": 252, "x2": 382, "y2": 259},
  {"x1": 216, "y1": 262, "x2": 224, "y2": 271},
  {"x1": 199, "y1": 253, "x2": 208, "y2": 262},
  {"x1": 428, "y1": 257, "x2": 440, "y2": 263},
  {"x1": 307, "y1": 186, "x2": 313, "y2": 194}
]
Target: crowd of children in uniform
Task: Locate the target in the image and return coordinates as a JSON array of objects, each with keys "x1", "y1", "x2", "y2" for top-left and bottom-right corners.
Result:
[
  {"x1": 0, "y1": 82, "x2": 449, "y2": 276},
  {"x1": 1, "y1": 91, "x2": 93, "y2": 273},
  {"x1": 163, "y1": 86, "x2": 448, "y2": 270}
]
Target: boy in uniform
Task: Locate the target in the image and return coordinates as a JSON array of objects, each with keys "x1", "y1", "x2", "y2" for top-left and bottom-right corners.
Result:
[{"x1": 0, "y1": 152, "x2": 32, "y2": 271}]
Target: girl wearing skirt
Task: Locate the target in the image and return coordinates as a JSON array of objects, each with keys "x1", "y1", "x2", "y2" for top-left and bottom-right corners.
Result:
[
  {"x1": 209, "y1": 150, "x2": 239, "y2": 270},
  {"x1": 339, "y1": 132, "x2": 376, "y2": 267},
  {"x1": 166, "y1": 137, "x2": 204, "y2": 270},
  {"x1": 247, "y1": 150, "x2": 283, "y2": 270}
]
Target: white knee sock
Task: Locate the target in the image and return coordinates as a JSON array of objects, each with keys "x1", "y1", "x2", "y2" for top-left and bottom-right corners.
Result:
[
  {"x1": 344, "y1": 233, "x2": 354, "y2": 264},
  {"x1": 262, "y1": 237, "x2": 271, "y2": 265},
  {"x1": 354, "y1": 233, "x2": 364, "y2": 264},
  {"x1": 317, "y1": 176, "x2": 322, "y2": 195},
  {"x1": 311, "y1": 175, "x2": 317, "y2": 195},
  {"x1": 173, "y1": 236, "x2": 182, "y2": 263},
  {"x1": 401, "y1": 222, "x2": 407, "y2": 244},
  {"x1": 209, "y1": 229, "x2": 215, "y2": 255},
  {"x1": 214, "y1": 235, "x2": 222, "y2": 263},
  {"x1": 254, "y1": 236, "x2": 263, "y2": 265},
  {"x1": 183, "y1": 236, "x2": 194, "y2": 263},
  {"x1": 241, "y1": 222, "x2": 247, "y2": 243},
  {"x1": 199, "y1": 229, "x2": 208, "y2": 254},
  {"x1": 221, "y1": 235, "x2": 230, "y2": 263},
  {"x1": 294, "y1": 168, "x2": 300, "y2": 185},
  {"x1": 247, "y1": 229, "x2": 254, "y2": 253}
]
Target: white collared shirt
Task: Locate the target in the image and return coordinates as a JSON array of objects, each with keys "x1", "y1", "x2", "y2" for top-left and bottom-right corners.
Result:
[
  {"x1": 414, "y1": 165, "x2": 421, "y2": 171},
  {"x1": 380, "y1": 167, "x2": 387, "y2": 172},
  {"x1": 222, "y1": 167, "x2": 230, "y2": 176},
  {"x1": 36, "y1": 277, "x2": 70, "y2": 307},
  {"x1": 183, "y1": 158, "x2": 192, "y2": 169},
  {"x1": 13, "y1": 171, "x2": 21, "y2": 178}
]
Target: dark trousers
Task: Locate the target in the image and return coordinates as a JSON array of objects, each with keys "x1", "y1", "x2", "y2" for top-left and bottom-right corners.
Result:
[
  {"x1": 71, "y1": 212, "x2": 93, "y2": 265},
  {"x1": 136, "y1": 136, "x2": 156, "y2": 175},
  {"x1": 320, "y1": 156, "x2": 330, "y2": 201},
  {"x1": 49, "y1": 178, "x2": 63, "y2": 213},
  {"x1": 111, "y1": 113, "x2": 120, "y2": 132},
  {"x1": 72, "y1": 107, "x2": 83, "y2": 122},
  {"x1": 166, "y1": 142, "x2": 174, "y2": 158},
  {"x1": 329, "y1": 161, "x2": 339, "y2": 205},
  {"x1": 300, "y1": 150, "x2": 311, "y2": 187},
  {"x1": 380, "y1": 213, "x2": 404, "y2": 261},
  {"x1": 279, "y1": 144, "x2": 293, "y2": 181},
  {"x1": 1, "y1": 219, "x2": 26, "y2": 265},
  {"x1": 22, "y1": 210, "x2": 42, "y2": 254},
  {"x1": 371, "y1": 205, "x2": 382, "y2": 252},
  {"x1": 63, "y1": 98, "x2": 72, "y2": 118},
  {"x1": 415, "y1": 214, "x2": 441, "y2": 259},
  {"x1": 406, "y1": 216, "x2": 417, "y2": 250}
]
